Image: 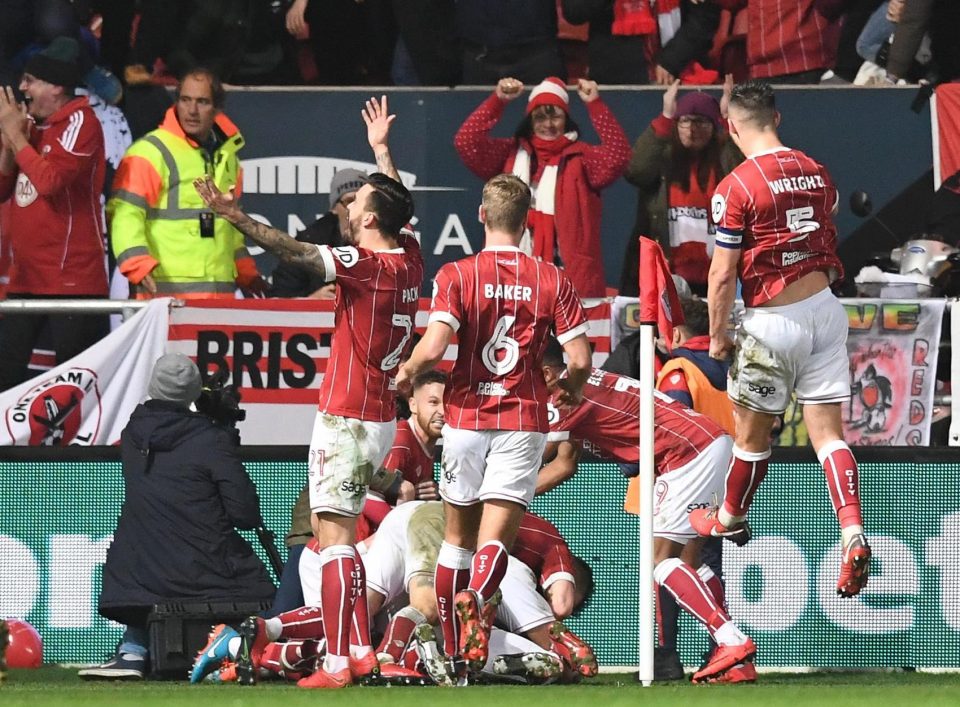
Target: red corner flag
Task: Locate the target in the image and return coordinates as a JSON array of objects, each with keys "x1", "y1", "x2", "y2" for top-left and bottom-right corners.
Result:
[{"x1": 638, "y1": 237, "x2": 684, "y2": 352}]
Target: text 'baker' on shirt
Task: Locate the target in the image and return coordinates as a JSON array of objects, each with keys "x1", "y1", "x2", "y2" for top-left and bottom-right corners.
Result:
[{"x1": 428, "y1": 245, "x2": 588, "y2": 431}]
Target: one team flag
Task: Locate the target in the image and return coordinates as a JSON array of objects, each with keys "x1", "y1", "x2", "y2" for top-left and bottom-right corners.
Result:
[
  {"x1": 635, "y1": 235, "x2": 684, "y2": 686},
  {"x1": 638, "y1": 236, "x2": 684, "y2": 351}
]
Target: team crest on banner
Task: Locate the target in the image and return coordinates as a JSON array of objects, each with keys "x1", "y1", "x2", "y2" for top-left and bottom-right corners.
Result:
[
  {"x1": 0, "y1": 299, "x2": 170, "y2": 447},
  {"x1": 5, "y1": 368, "x2": 102, "y2": 446}
]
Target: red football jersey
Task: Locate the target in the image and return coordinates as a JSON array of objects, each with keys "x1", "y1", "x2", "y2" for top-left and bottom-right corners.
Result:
[
  {"x1": 711, "y1": 147, "x2": 844, "y2": 307},
  {"x1": 548, "y1": 369, "x2": 725, "y2": 474},
  {"x1": 382, "y1": 417, "x2": 436, "y2": 486},
  {"x1": 429, "y1": 246, "x2": 588, "y2": 431},
  {"x1": 746, "y1": 0, "x2": 840, "y2": 80},
  {"x1": 513, "y1": 512, "x2": 575, "y2": 590},
  {"x1": 315, "y1": 234, "x2": 424, "y2": 422}
]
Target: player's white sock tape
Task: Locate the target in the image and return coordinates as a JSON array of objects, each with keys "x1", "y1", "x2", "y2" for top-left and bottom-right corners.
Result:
[
  {"x1": 438, "y1": 541, "x2": 473, "y2": 569},
  {"x1": 816, "y1": 438, "x2": 851, "y2": 465}
]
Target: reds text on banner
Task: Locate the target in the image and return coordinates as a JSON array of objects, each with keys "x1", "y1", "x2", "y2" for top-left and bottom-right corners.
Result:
[
  {"x1": 0, "y1": 299, "x2": 169, "y2": 446},
  {"x1": 843, "y1": 299, "x2": 944, "y2": 446},
  {"x1": 167, "y1": 298, "x2": 612, "y2": 445}
]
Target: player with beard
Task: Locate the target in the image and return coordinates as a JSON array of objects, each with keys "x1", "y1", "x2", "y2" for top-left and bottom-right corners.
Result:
[
  {"x1": 357, "y1": 371, "x2": 445, "y2": 542},
  {"x1": 195, "y1": 96, "x2": 423, "y2": 689}
]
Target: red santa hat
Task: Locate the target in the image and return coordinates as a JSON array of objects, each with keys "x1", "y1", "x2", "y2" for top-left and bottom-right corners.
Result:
[{"x1": 526, "y1": 77, "x2": 569, "y2": 115}]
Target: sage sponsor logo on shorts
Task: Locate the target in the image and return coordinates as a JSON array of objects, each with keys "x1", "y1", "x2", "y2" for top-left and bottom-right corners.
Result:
[
  {"x1": 748, "y1": 383, "x2": 777, "y2": 397},
  {"x1": 339, "y1": 480, "x2": 366, "y2": 497}
]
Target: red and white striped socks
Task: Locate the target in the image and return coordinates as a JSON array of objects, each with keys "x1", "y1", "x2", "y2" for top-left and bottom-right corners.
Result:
[
  {"x1": 318, "y1": 544, "x2": 355, "y2": 673},
  {"x1": 468, "y1": 540, "x2": 509, "y2": 604},
  {"x1": 654, "y1": 558, "x2": 747, "y2": 647},
  {"x1": 719, "y1": 445, "x2": 771, "y2": 527},
  {"x1": 818, "y1": 439, "x2": 864, "y2": 545},
  {"x1": 435, "y1": 542, "x2": 472, "y2": 653}
]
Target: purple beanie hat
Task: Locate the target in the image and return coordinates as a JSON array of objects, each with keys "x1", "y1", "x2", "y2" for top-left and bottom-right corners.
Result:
[{"x1": 675, "y1": 92, "x2": 722, "y2": 130}]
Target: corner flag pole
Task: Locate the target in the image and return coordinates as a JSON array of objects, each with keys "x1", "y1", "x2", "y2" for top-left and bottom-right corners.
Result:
[
  {"x1": 636, "y1": 236, "x2": 681, "y2": 686},
  {"x1": 637, "y1": 320, "x2": 656, "y2": 687}
]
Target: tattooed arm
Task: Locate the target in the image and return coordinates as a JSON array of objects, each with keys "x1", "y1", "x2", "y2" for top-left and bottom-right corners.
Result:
[
  {"x1": 193, "y1": 177, "x2": 328, "y2": 277},
  {"x1": 362, "y1": 95, "x2": 400, "y2": 181}
]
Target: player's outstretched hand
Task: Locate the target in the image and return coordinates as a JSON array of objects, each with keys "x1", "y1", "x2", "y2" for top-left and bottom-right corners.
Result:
[
  {"x1": 555, "y1": 378, "x2": 583, "y2": 407},
  {"x1": 193, "y1": 177, "x2": 243, "y2": 223},
  {"x1": 363, "y1": 95, "x2": 396, "y2": 151}
]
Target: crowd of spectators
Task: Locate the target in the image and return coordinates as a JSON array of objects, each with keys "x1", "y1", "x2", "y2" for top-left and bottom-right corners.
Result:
[
  {"x1": 1, "y1": 1, "x2": 960, "y2": 394},
  {"x1": 3, "y1": 1, "x2": 959, "y2": 95}
]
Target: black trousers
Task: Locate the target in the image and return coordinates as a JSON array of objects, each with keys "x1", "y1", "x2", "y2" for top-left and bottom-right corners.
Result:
[{"x1": 0, "y1": 294, "x2": 109, "y2": 393}]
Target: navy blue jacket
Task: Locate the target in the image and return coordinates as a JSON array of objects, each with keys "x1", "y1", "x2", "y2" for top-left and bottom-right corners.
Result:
[{"x1": 98, "y1": 401, "x2": 274, "y2": 622}]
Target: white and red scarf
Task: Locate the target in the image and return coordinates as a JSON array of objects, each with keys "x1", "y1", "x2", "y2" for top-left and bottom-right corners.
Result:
[
  {"x1": 612, "y1": 0, "x2": 681, "y2": 43},
  {"x1": 509, "y1": 132, "x2": 576, "y2": 261}
]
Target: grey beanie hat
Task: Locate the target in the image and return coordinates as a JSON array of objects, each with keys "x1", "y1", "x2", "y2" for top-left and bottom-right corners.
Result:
[
  {"x1": 147, "y1": 353, "x2": 202, "y2": 406},
  {"x1": 329, "y1": 168, "x2": 367, "y2": 211}
]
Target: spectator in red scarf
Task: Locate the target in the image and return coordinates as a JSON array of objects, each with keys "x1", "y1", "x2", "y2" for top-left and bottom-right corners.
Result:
[
  {"x1": 621, "y1": 77, "x2": 742, "y2": 297},
  {"x1": 454, "y1": 76, "x2": 630, "y2": 297}
]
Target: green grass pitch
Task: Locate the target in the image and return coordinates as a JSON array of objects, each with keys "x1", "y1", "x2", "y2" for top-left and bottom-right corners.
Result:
[{"x1": 2, "y1": 668, "x2": 959, "y2": 707}]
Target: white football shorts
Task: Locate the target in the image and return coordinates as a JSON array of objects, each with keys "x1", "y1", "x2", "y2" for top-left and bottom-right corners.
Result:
[
  {"x1": 729, "y1": 287, "x2": 850, "y2": 414},
  {"x1": 364, "y1": 501, "x2": 445, "y2": 603},
  {"x1": 655, "y1": 434, "x2": 732, "y2": 543},
  {"x1": 307, "y1": 413, "x2": 396, "y2": 516},
  {"x1": 496, "y1": 556, "x2": 555, "y2": 635},
  {"x1": 440, "y1": 427, "x2": 546, "y2": 507}
]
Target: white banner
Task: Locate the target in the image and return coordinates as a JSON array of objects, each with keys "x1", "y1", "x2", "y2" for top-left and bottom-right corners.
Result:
[
  {"x1": 168, "y1": 298, "x2": 613, "y2": 445},
  {"x1": 0, "y1": 299, "x2": 170, "y2": 446},
  {"x1": 843, "y1": 299, "x2": 946, "y2": 446}
]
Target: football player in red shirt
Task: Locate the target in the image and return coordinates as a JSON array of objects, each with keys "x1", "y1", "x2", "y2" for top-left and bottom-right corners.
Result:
[
  {"x1": 692, "y1": 81, "x2": 870, "y2": 599},
  {"x1": 396, "y1": 174, "x2": 592, "y2": 673},
  {"x1": 195, "y1": 96, "x2": 423, "y2": 689},
  {"x1": 538, "y1": 341, "x2": 756, "y2": 683},
  {"x1": 356, "y1": 370, "x2": 445, "y2": 544}
]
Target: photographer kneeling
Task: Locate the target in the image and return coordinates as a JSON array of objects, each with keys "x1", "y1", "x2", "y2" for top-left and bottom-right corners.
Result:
[{"x1": 79, "y1": 354, "x2": 275, "y2": 680}]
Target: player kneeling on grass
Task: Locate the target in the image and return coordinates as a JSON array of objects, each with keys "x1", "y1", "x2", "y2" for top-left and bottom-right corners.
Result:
[{"x1": 538, "y1": 340, "x2": 756, "y2": 684}]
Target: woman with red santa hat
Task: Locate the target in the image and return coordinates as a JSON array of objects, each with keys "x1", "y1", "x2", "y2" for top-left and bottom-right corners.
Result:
[{"x1": 454, "y1": 76, "x2": 630, "y2": 298}]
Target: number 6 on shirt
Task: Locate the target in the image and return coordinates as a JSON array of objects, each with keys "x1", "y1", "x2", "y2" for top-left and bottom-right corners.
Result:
[{"x1": 481, "y1": 315, "x2": 520, "y2": 374}]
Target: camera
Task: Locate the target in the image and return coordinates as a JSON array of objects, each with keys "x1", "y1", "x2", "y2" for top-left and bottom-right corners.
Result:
[{"x1": 196, "y1": 369, "x2": 246, "y2": 429}]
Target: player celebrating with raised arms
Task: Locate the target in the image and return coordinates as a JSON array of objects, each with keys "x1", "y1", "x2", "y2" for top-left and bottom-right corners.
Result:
[
  {"x1": 195, "y1": 95, "x2": 423, "y2": 689},
  {"x1": 690, "y1": 81, "x2": 870, "y2": 599},
  {"x1": 396, "y1": 173, "x2": 592, "y2": 678}
]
